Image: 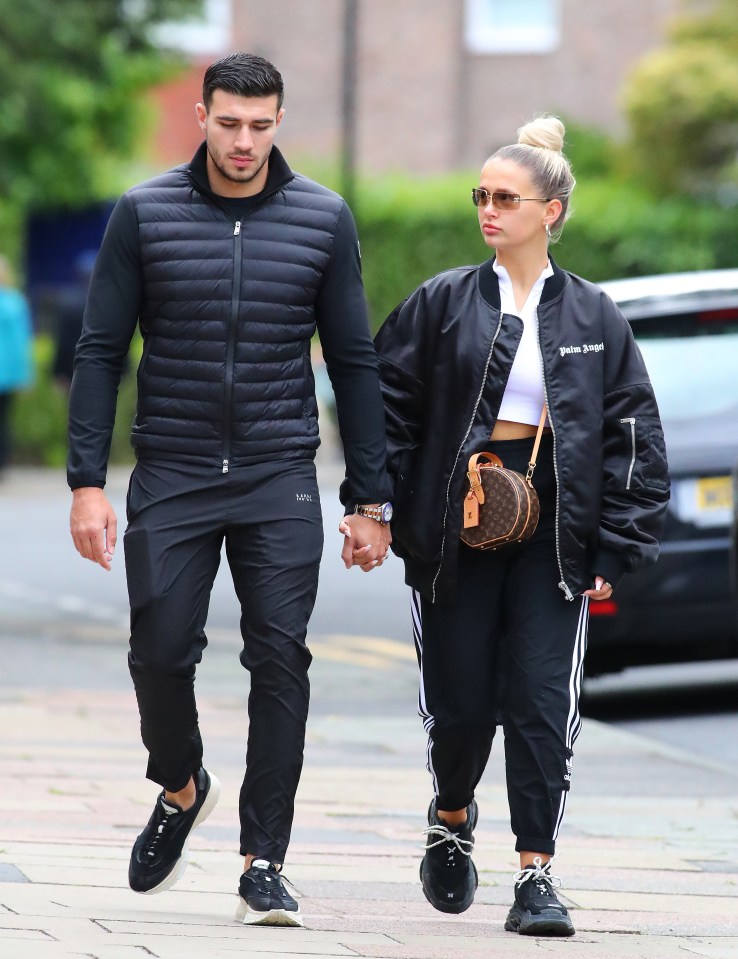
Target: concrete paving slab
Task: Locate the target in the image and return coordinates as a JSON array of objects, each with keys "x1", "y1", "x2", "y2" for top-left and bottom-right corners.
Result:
[
  {"x1": 0, "y1": 678, "x2": 736, "y2": 957},
  {"x1": 682, "y1": 942, "x2": 738, "y2": 959}
]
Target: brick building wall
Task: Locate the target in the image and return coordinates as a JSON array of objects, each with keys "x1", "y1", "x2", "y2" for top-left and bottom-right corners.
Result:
[
  {"x1": 150, "y1": 0, "x2": 684, "y2": 175},
  {"x1": 464, "y1": 0, "x2": 682, "y2": 161}
]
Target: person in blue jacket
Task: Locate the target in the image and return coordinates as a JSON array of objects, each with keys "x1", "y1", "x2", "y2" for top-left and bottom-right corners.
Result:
[{"x1": 0, "y1": 255, "x2": 33, "y2": 472}]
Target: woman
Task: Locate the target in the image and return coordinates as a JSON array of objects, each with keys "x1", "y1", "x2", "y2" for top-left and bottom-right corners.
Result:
[{"x1": 373, "y1": 117, "x2": 669, "y2": 936}]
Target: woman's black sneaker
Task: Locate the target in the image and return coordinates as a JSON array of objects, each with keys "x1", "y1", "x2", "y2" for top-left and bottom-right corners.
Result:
[
  {"x1": 419, "y1": 798, "x2": 478, "y2": 914},
  {"x1": 236, "y1": 860, "x2": 303, "y2": 926},
  {"x1": 504, "y1": 856, "x2": 575, "y2": 936},
  {"x1": 128, "y1": 767, "x2": 220, "y2": 894}
]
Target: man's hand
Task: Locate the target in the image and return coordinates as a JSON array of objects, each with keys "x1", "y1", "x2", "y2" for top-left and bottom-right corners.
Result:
[
  {"x1": 70, "y1": 487, "x2": 118, "y2": 571},
  {"x1": 339, "y1": 513, "x2": 392, "y2": 572}
]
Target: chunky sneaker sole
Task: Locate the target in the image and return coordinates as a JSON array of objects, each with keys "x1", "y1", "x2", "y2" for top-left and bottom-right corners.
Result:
[
  {"x1": 505, "y1": 856, "x2": 575, "y2": 936},
  {"x1": 419, "y1": 798, "x2": 479, "y2": 914},
  {"x1": 236, "y1": 859, "x2": 304, "y2": 927},
  {"x1": 129, "y1": 769, "x2": 220, "y2": 895},
  {"x1": 235, "y1": 900, "x2": 304, "y2": 927},
  {"x1": 505, "y1": 901, "x2": 575, "y2": 936}
]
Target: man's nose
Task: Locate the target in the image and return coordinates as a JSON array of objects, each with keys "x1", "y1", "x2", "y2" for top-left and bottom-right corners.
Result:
[{"x1": 234, "y1": 126, "x2": 254, "y2": 152}]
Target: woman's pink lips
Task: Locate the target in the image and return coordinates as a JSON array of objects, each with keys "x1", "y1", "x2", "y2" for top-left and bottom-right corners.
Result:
[{"x1": 482, "y1": 223, "x2": 501, "y2": 234}]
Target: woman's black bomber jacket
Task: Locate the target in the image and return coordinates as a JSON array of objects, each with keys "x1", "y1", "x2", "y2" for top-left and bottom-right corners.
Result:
[{"x1": 375, "y1": 257, "x2": 670, "y2": 605}]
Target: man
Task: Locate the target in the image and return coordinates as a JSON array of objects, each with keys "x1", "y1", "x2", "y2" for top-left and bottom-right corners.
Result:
[{"x1": 68, "y1": 53, "x2": 392, "y2": 927}]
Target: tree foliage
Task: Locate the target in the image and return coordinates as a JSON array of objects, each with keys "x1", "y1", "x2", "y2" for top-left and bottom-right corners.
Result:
[
  {"x1": 0, "y1": 0, "x2": 202, "y2": 209},
  {"x1": 623, "y1": 0, "x2": 738, "y2": 195}
]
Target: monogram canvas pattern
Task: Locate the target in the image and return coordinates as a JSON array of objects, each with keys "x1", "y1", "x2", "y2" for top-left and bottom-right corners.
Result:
[{"x1": 460, "y1": 462, "x2": 540, "y2": 550}]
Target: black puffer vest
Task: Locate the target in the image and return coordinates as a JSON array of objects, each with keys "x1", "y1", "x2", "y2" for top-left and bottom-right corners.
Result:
[{"x1": 129, "y1": 144, "x2": 343, "y2": 472}]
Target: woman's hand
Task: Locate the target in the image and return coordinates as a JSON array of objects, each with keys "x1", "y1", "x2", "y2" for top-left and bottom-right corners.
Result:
[
  {"x1": 338, "y1": 516, "x2": 391, "y2": 572},
  {"x1": 583, "y1": 575, "x2": 613, "y2": 601}
]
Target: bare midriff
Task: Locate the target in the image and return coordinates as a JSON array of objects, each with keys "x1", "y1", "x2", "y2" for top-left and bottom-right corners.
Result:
[{"x1": 490, "y1": 419, "x2": 553, "y2": 441}]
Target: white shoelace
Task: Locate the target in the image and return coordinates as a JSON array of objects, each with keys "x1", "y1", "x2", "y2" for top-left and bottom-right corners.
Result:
[
  {"x1": 422, "y1": 823, "x2": 474, "y2": 857},
  {"x1": 512, "y1": 855, "x2": 562, "y2": 893}
]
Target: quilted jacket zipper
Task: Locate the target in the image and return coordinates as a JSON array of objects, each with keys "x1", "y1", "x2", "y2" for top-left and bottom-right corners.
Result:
[{"x1": 222, "y1": 220, "x2": 242, "y2": 474}]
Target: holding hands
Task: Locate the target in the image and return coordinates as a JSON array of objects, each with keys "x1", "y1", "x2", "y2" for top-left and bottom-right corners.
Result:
[{"x1": 339, "y1": 512, "x2": 392, "y2": 572}]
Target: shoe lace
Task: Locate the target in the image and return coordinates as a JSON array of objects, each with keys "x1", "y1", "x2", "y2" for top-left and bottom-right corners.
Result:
[
  {"x1": 143, "y1": 800, "x2": 179, "y2": 858},
  {"x1": 251, "y1": 863, "x2": 302, "y2": 900},
  {"x1": 275, "y1": 870, "x2": 301, "y2": 899},
  {"x1": 512, "y1": 855, "x2": 562, "y2": 898},
  {"x1": 422, "y1": 822, "x2": 474, "y2": 868}
]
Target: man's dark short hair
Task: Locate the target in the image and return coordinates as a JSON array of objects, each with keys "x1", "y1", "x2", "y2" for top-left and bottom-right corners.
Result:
[{"x1": 202, "y1": 53, "x2": 284, "y2": 111}]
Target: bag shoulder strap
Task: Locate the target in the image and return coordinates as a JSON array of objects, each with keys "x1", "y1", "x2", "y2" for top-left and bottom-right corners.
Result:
[{"x1": 525, "y1": 405, "x2": 548, "y2": 483}]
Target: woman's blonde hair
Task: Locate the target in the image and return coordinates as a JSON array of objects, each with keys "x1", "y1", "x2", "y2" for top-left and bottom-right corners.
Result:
[{"x1": 492, "y1": 115, "x2": 576, "y2": 240}]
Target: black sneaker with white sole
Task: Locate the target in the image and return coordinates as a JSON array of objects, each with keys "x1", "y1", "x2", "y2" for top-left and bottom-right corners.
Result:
[
  {"x1": 419, "y1": 797, "x2": 478, "y2": 914},
  {"x1": 236, "y1": 859, "x2": 303, "y2": 927},
  {"x1": 128, "y1": 767, "x2": 220, "y2": 894},
  {"x1": 504, "y1": 856, "x2": 575, "y2": 936}
]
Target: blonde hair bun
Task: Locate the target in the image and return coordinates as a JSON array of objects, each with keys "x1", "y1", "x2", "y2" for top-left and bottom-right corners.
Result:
[{"x1": 517, "y1": 116, "x2": 566, "y2": 153}]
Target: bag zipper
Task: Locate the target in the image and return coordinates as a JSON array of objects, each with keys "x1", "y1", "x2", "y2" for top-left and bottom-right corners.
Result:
[
  {"x1": 620, "y1": 416, "x2": 636, "y2": 490},
  {"x1": 431, "y1": 311, "x2": 504, "y2": 603}
]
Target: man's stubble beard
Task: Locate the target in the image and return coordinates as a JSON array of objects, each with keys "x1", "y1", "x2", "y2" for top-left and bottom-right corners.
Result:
[{"x1": 208, "y1": 144, "x2": 270, "y2": 185}]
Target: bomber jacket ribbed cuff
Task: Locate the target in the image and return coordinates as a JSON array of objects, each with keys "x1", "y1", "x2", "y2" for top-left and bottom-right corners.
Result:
[{"x1": 592, "y1": 549, "x2": 628, "y2": 591}]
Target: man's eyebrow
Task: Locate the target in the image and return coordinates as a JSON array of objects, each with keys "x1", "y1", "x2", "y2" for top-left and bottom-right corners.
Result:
[{"x1": 213, "y1": 114, "x2": 274, "y2": 123}]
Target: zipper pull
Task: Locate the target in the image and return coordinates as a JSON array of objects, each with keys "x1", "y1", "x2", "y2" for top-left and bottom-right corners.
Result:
[
  {"x1": 234, "y1": 221, "x2": 241, "y2": 236},
  {"x1": 558, "y1": 580, "x2": 574, "y2": 601},
  {"x1": 222, "y1": 459, "x2": 229, "y2": 474}
]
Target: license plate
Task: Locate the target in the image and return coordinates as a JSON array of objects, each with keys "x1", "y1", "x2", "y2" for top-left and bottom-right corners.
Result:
[
  {"x1": 696, "y1": 476, "x2": 732, "y2": 512},
  {"x1": 672, "y1": 475, "x2": 733, "y2": 528}
]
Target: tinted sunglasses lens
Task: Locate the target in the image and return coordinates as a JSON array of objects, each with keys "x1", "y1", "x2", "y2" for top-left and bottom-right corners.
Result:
[
  {"x1": 494, "y1": 192, "x2": 519, "y2": 210},
  {"x1": 472, "y1": 189, "x2": 486, "y2": 207}
]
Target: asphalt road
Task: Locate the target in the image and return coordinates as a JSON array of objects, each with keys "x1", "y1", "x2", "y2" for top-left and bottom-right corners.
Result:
[{"x1": 2, "y1": 460, "x2": 738, "y2": 768}]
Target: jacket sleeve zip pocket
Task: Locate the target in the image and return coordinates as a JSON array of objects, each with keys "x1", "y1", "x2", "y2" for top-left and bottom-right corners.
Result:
[{"x1": 620, "y1": 416, "x2": 636, "y2": 490}]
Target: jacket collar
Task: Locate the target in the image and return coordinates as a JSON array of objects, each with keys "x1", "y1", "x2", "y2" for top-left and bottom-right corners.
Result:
[
  {"x1": 186, "y1": 141, "x2": 295, "y2": 202},
  {"x1": 478, "y1": 256, "x2": 567, "y2": 312}
]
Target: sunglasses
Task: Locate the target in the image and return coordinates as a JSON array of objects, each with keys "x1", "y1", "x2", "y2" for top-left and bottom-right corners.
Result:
[{"x1": 471, "y1": 188, "x2": 550, "y2": 210}]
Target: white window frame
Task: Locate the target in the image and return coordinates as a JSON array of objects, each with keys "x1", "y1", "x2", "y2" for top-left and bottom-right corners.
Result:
[
  {"x1": 152, "y1": 0, "x2": 231, "y2": 56},
  {"x1": 464, "y1": 0, "x2": 561, "y2": 55}
]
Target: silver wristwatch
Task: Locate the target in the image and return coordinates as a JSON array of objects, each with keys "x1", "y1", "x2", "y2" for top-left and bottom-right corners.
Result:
[{"x1": 354, "y1": 502, "x2": 393, "y2": 525}]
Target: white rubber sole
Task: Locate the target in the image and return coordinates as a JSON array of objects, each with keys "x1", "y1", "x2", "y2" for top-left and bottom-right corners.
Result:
[
  {"x1": 137, "y1": 771, "x2": 221, "y2": 896},
  {"x1": 235, "y1": 899, "x2": 304, "y2": 927}
]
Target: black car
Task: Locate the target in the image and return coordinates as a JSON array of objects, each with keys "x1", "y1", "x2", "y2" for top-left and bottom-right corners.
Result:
[{"x1": 586, "y1": 269, "x2": 738, "y2": 675}]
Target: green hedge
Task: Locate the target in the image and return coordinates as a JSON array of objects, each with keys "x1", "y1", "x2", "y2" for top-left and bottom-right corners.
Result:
[
  {"x1": 356, "y1": 175, "x2": 738, "y2": 330},
  {"x1": 11, "y1": 174, "x2": 738, "y2": 467}
]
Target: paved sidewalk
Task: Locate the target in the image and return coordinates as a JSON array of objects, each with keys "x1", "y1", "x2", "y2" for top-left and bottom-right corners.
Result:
[
  {"x1": 1, "y1": 464, "x2": 737, "y2": 957},
  {"x1": 0, "y1": 683, "x2": 737, "y2": 959}
]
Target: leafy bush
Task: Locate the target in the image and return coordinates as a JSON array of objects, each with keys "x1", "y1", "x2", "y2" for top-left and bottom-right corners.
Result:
[{"x1": 622, "y1": 0, "x2": 738, "y2": 195}]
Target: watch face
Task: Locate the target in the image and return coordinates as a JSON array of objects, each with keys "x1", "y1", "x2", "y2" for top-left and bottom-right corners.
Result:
[{"x1": 381, "y1": 502, "x2": 394, "y2": 523}]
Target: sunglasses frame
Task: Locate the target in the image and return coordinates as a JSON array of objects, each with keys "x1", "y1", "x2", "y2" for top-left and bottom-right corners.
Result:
[{"x1": 472, "y1": 188, "x2": 551, "y2": 211}]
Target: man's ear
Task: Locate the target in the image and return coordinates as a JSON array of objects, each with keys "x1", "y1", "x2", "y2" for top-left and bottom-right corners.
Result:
[
  {"x1": 195, "y1": 102, "x2": 207, "y2": 132},
  {"x1": 275, "y1": 108, "x2": 285, "y2": 129}
]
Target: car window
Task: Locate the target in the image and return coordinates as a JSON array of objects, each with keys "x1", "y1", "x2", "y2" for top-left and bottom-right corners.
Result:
[{"x1": 631, "y1": 311, "x2": 738, "y2": 421}]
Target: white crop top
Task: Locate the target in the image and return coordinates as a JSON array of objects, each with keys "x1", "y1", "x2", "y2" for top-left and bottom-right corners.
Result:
[{"x1": 495, "y1": 260, "x2": 553, "y2": 426}]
